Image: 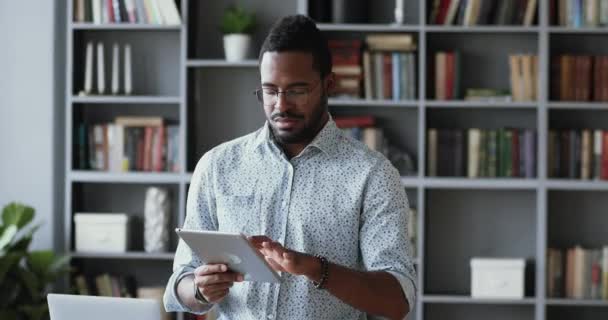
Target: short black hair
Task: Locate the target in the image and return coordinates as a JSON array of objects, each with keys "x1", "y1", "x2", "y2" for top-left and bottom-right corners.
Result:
[{"x1": 259, "y1": 15, "x2": 332, "y2": 78}]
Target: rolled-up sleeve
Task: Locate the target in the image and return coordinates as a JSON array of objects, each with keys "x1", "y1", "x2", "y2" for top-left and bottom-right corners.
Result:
[
  {"x1": 359, "y1": 158, "x2": 418, "y2": 317},
  {"x1": 163, "y1": 152, "x2": 218, "y2": 314}
]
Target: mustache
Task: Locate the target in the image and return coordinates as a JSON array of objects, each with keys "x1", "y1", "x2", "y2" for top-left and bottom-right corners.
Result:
[{"x1": 271, "y1": 112, "x2": 304, "y2": 121}]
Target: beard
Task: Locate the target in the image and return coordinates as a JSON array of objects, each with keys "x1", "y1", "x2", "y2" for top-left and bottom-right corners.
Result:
[{"x1": 269, "y1": 91, "x2": 329, "y2": 145}]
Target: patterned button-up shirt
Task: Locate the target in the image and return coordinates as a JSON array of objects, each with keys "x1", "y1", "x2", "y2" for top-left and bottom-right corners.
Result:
[{"x1": 164, "y1": 117, "x2": 417, "y2": 320}]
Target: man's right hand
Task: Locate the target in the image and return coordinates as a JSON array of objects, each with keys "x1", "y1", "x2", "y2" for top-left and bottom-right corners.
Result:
[{"x1": 193, "y1": 264, "x2": 244, "y2": 303}]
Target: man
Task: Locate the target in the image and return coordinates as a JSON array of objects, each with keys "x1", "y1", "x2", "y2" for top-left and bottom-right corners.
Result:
[{"x1": 164, "y1": 15, "x2": 416, "y2": 320}]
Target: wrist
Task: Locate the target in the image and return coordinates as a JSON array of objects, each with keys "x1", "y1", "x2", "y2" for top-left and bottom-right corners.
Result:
[{"x1": 303, "y1": 254, "x2": 323, "y2": 282}]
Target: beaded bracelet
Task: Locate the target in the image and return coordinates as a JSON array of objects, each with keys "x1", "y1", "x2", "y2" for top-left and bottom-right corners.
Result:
[{"x1": 312, "y1": 255, "x2": 329, "y2": 290}]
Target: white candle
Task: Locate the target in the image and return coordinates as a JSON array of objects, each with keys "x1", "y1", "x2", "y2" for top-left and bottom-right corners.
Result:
[
  {"x1": 83, "y1": 41, "x2": 93, "y2": 95},
  {"x1": 111, "y1": 43, "x2": 119, "y2": 95},
  {"x1": 96, "y1": 42, "x2": 105, "y2": 94},
  {"x1": 124, "y1": 44, "x2": 132, "y2": 95}
]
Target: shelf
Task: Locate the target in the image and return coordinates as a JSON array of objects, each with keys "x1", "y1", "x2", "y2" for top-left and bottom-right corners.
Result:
[
  {"x1": 317, "y1": 23, "x2": 420, "y2": 32},
  {"x1": 425, "y1": 100, "x2": 537, "y2": 109},
  {"x1": 548, "y1": 102, "x2": 608, "y2": 110},
  {"x1": 423, "y1": 177, "x2": 538, "y2": 190},
  {"x1": 71, "y1": 95, "x2": 181, "y2": 104},
  {"x1": 329, "y1": 98, "x2": 418, "y2": 108},
  {"x1": 187, "y1": 59, "x2": 258, "y2": 68},
  {"x1": 69, "y1": 170, "x2": 184, "y2": 183},
  {"x1": 549, "y1": 27, "x2": 608, "y2": 34},
  {"x1": 70, "y1": 251, "x2": 175, "y2": 260},
  {"x1": 546, "y1": 179, "x2": 608, "y2": 191},
  {"x1": 71, "y1": 23, "x2": 182, "y2": 31},
  {"x1": 401, "y1": 176, "x2": 421, "y2": 187},
  {"x1": 425, "y1": 25, "x2": 539, "y2": 33},
  {"x1": 546, "y1": 298, "x2": 608, "y2": 307},
  {"x1": 423, "y1": 295, "x2": 537, "y2": 305}
]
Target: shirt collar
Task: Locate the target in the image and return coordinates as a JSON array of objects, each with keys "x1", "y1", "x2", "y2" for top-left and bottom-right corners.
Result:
[{"x1": 252, "y1": 113, "x2": 340, "y2": 156}]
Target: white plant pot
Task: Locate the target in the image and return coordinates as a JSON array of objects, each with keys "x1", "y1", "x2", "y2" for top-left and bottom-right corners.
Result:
[{"x1": 223, "y1": 34, "x2": 252, "y2": 62}]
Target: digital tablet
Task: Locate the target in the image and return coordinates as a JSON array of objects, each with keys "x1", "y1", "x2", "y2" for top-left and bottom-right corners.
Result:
[{"x1": 175, "y1": 229, "x2": 281, "y2": 283}]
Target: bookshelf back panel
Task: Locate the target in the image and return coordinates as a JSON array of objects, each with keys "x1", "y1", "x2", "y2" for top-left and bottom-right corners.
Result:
[
  {"x1": 406, "y1": 188, "x2": 418, "y2": 208},
  {"x1": 550, "y1": 34, "x2": 608, "y2": 56},
  {"x1": 424, "y1": 304, "x2": 535, "y2": 320},
  {"x1": 548, "y1": 190, "x2": 608, "y2": 249},
  {"x1": 72, "y1": 259, "x2": 175, "y2": 288},
  {"x1": 187, "y1": 68, "x2": 266, "y2": 170},
  {"x1": 427, "y1": 108, "x2": 538, "y2": 130},
  {"x1": 75, "y1": 103, "x2": 181, "y2": 124},
  {"x1": 426, "y1": 33, "x2": 538, "y2": 99},
  {"x1": 72, "y1": 31, "x2": 180, "y2": 96},
  {"x1": 425, "y1": 189, "x2": 537, "y2": 295},
  {"x1": 187, "y1": 0, "x2": 297, "y2": 59},
  {"x1": 72, "y1": 183, "x2": 181, "y2": 252},
  {"x1": 547, "y1": 306, "x2": 608, "y2": 320},
  {"x1": 549, "y1": 109, "x2": 608, "y2": 130}
]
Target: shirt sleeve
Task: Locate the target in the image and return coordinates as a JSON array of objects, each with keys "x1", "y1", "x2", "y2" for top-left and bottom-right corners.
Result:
[
  {"x1": 163, "y1": 151, "x2": 218, "y2": 315},
  {"x1": 359, "y1": 158, "x2": 418, "y2": 317}
]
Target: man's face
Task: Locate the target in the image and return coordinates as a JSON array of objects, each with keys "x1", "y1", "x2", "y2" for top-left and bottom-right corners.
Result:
[{"x1": 259, "y1": 51, "x2": 330, "y2": 145}]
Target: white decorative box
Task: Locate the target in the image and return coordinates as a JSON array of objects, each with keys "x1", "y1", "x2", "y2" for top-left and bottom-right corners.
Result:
[
  {"x1": 470, "y1": 258, "x2": 525, "y2": 299},
  {"x1": 74, "y1": 213, "x2": 130, "y2": 252}
]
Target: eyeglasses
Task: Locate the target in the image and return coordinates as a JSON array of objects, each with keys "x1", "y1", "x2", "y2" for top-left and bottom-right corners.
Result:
[{"x1": 254, "y1": 81, "x2": 321, "y2": 106}]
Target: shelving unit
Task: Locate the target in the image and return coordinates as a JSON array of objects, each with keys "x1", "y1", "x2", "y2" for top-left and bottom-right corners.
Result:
[{"x1": 63, "y1": 1, "x2": 608, "y2": 320}]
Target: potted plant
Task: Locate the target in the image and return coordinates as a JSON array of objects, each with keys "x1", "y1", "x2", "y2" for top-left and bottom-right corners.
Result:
[
  {"x1": 220, "y1": 4, "x2": 256, "y2": 62},
  {"x1": 0, "y1": 202, "x2": 71, "y2": 320}
]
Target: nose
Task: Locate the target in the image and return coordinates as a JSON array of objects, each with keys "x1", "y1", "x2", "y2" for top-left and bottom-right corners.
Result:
[{"x1": 274, "y1": 92, "x2": 291, "y2": 113}]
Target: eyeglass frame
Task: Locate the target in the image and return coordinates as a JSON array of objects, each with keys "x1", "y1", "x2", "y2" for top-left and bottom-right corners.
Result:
[{"x1": 253, "y1": 80, "x2": 322, "y2": 107}]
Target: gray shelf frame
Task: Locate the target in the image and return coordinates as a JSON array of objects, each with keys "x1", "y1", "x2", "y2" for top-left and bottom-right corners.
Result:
[{"x1": 63, "y1": 1, "x2": 608, "y2": 320}]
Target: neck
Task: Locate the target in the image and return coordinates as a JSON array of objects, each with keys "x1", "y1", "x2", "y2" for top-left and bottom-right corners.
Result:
[{"x1": 280, "y1": 113, "x2": 329, "y2": 159}]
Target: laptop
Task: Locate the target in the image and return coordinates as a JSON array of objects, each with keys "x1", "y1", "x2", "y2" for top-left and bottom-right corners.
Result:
[{"x1": 48, "y1": 294, "x2": 161, "y2": 320}]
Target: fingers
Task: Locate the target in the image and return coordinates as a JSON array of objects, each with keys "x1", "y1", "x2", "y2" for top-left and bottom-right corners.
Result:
[
  {"x1": 195, "y1": 272, "x2": 244, "y2": 287},
  {"x1": 264, "y1": 256, "x2": 286, "y2": 272},
  {"x1": 199, "y1": 282, "x2": 233, "y2": 297},
  {"x1": 194, "y1": 264, "x2": 228, "y2": 276}
]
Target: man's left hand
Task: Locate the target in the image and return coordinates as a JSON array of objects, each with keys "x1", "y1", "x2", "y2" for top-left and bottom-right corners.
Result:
[{"x1": 248, "y1": 236, "x2": 319, "y2": 277}]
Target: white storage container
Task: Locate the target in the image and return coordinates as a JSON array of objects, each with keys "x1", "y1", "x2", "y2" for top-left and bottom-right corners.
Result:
[
  {"x1": 74, "y1": 213, "x2": 130, "y2": 252},
  {"x1": 470, "y1": 258, "x2": 525, "y2": 299}
]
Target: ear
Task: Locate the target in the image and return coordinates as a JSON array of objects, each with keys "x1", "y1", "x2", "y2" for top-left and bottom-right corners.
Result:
[{"x1": 324, "y1": 72, "x2": 336, "y2": 96}]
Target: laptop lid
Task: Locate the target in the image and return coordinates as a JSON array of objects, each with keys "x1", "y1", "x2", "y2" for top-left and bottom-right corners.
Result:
[{"x1": 48, "y1": 294, "x2": 161, "y2": 320}]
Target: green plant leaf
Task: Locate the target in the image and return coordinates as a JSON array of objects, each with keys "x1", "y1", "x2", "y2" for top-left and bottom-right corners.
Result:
[
  {"x1": 0, "y1": 251, "x2": 23, "y2": 284},
  {"x1": 220, "y1": 5, "x2": 256, "y2": 34},
  {"x1": 17, "y1": 268, "x2": 39, "y2": 301},
  {"x1": 19, "y1": 304, "x2": 48, "y2": 320},
  {"x1": 0, "y1": 224, "x2": 18, "y2": 250},
  {"x1": 2, "y1": 202, "x2": 35, "y2": 230},
  {"x1": 48, "y1": 254, "x2": 71, "y2": 275},
  {"x1": 27, "y1": 251, "x2": 55, "y2": 279},
  {"x1": 0, "y1": 309, "x2": 18, "y2": 320}
]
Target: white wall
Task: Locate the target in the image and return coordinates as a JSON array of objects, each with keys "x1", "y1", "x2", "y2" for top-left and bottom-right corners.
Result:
[{"x1": 0, "y1": 1, "x2": 64, "y2": 250}]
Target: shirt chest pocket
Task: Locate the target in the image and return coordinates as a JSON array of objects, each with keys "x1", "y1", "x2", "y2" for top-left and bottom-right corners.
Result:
[{"x1": 216, "y1": 193, "x2": 261, "y2": 235}]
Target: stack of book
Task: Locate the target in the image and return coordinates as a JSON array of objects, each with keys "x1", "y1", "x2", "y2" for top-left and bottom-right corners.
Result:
[
  {"x1": 362, "y1": 34, "x2": 417, "y2": 101},
  {"x1": 551, "y1": 0, "x2": 608, "y2": 27},
  {"x1": 76, "y1": 116, "x2": 180, "y2": 173},
  {"x1": 547, "y1": 246, "x2": 608, "y2": 299},
  {"x1": 548, "y1": 129, "x2": 608, "y2": 179},
  {"x1": 329, "y1": 40, "x2": 363, "y2": 99},
  {"x1": 429, "y1": 0, "x2": 538, "y2": 26},
  {"x1": 334, "y1": 116, "x2": 385, "y2": 153},
  {"x1": 434, "y1": 51, "x2": 460, "y2": 100},
  {"x1": 73, "y1": 0, "x2": 182, "y2": 25},
  {"x1": 510, "y1": 54, "x2": 539, "y2": 102},
  {"x1": 551, "y1": 55, "x2": 608, "y2": 102},
  {"x1": 427, "y1": 128, "x2": 537, "y2": 178},
  {"x1": 73, "y1": 273, "x2": 136, "y2": 297}
]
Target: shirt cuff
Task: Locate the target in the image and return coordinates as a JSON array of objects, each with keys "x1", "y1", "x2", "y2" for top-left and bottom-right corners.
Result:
[{"x1": 386, "y1": 271, "x2": 417, "y2": 320}]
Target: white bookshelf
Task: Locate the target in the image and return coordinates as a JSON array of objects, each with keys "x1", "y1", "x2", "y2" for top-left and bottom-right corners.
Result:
[{"x1": 63, "y1": 1, "x2": 608, "y2": 320}]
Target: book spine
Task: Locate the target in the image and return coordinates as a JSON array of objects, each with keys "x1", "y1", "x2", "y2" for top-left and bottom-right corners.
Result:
[{"x1": 603, "y1": 131, "x2": 608, "y2": 179}]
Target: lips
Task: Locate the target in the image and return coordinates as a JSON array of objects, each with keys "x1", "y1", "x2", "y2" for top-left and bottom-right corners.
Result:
[{"x1": 274, "y1": 117, "x2": 300, "y2": 130}]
